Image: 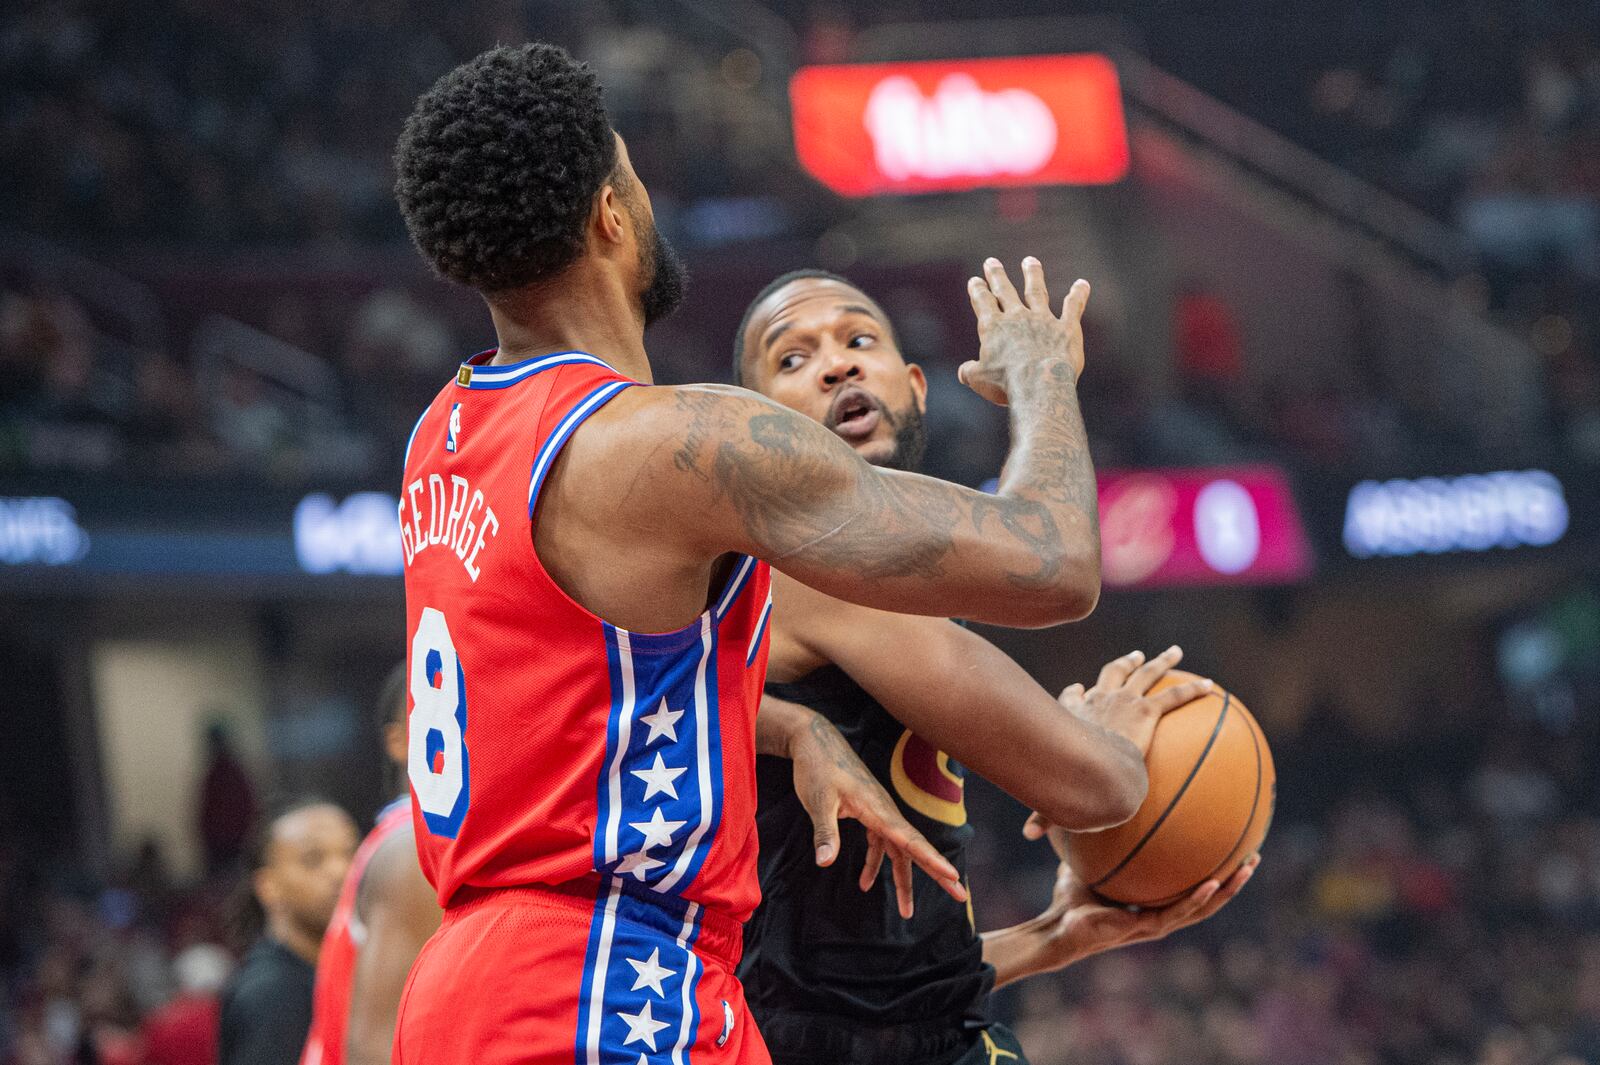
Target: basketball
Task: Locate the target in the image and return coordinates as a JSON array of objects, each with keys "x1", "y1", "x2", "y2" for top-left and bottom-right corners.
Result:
[{"x1": 1066, "y1": 670, "x2": 1275, "y2": 908}]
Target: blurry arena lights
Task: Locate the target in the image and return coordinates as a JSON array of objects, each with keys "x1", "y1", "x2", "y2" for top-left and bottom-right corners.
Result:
[
  {"x1": 0, "y1": 496, "x2": 89, "y2": 566},
  {"x1": 980, "y1": 467, "x2": 1312, "y2": 588},
  {"x1": 789, "y1": 54, "x2": 1129, "y2": 196},
  {"x1": 293, "y1": 491, "x2": 404, "y2": 576},
  {"x1": 1343, "y1": 470, "x2": 1569, "y2": 558}
]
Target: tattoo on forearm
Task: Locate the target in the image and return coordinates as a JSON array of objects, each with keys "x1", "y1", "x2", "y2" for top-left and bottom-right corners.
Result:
[
  {"x1": 994, "y1": 357, "x2": 1101, "y2": 583},
  {"x1": 807, "y1": 715, "x2": 879, "y2": 791},
  {"x1": 671, "y1": 364, "x2": 1096, "y2": 590}
]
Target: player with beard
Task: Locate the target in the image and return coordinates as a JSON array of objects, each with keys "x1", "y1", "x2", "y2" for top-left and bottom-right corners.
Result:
[
  {"x1": 392, "y1": 44, "x2": 1117, "y2": 1065},
  {"x1": 732, "y1": 270, "x2": 1259, "y2": 1065}
]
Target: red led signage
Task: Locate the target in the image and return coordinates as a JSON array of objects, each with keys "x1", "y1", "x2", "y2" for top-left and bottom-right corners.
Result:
[
  {"x1": 1097, "y1": 467, "x2": 1313, "y2": 589},
  {"x1": 790, "y1": 54, "x2": 1130, "y2": 197}
]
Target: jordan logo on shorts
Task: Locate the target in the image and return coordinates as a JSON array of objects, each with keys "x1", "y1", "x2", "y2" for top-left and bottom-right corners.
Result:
[{"x1": 717, "y1": 1001, "x2": 734, "y2": 1047}]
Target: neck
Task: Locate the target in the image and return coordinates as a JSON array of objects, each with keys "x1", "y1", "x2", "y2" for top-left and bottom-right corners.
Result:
[
  {"x1": 484, "y1": 262, "x2": 654, "y2": 383},
  {"x1": 267, "y1": 912, "x2": 322, "y2": 966}
]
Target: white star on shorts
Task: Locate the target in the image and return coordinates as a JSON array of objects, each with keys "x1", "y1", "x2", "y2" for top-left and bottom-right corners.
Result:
[
  {"x1": 625, "y1": 947, "x2": 676, "y2": 997},
  {"x1": 617, "y1": 1000, "x2": 670, "y2": 1051}
]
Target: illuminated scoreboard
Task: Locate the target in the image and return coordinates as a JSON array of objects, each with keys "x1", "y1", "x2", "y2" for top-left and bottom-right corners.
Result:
[{"x1": 789, "y1": 54, "x2": 1130, "y2": 197}]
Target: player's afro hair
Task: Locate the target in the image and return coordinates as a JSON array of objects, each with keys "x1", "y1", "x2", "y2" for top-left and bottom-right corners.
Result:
[{"x1": 394, "y1": 43, "x2": 619, "y2": 292}]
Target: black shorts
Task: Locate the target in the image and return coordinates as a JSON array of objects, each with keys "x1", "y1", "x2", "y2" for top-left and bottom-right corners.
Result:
[{"x1": 762, "y1": 1012, "x2": 1030, "y2": 1065}]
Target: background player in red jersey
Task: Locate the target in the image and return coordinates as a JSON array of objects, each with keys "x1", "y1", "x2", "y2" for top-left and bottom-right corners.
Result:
[
  {"x1": 732, "y1": 270, "x2": 1257, "y2": 1065},
  {"x1": 390, "y1": 42, "x2": 1110, "y2": 1065},
  {"x1": 300, "y1": 666, "x2": 440, "y2": 1065}
]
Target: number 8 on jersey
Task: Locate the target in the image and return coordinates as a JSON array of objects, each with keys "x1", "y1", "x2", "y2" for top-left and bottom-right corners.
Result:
[{"x1": 409, "y1": 607, "x2": 471, "y2": 837}]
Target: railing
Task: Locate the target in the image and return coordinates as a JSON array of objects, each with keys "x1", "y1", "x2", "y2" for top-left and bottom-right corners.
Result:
[
  {"x1": 190, "y1": 315, "x2": 345, "y2": 427},
  {"x1": 0, "y1": 229, "x2": 169, "y2": 353}
]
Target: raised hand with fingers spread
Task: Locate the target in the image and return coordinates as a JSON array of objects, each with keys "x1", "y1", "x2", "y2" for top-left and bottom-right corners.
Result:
[{"x1": 960, "y1": 256, "x2": 1090, "y2": 406}]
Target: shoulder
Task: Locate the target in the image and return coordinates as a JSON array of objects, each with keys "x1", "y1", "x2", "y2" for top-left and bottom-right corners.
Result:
[
  {"x1": 360, "y1": 823, "x2": 426, "y2": 898},
  {"x1": 564, "y1": 383, "x2": 836, "y2": 510},
  {"x1": 590, "y1": 383, "x2": 789, "y2": 453},
  {"x1": 357, "y1": 824, "x2": 437, "y2": 920}
]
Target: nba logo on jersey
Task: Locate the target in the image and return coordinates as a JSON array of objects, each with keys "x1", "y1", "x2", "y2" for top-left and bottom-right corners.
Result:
[{"x1": 446, "y1": 403, "x2": 461, "y2": 453}]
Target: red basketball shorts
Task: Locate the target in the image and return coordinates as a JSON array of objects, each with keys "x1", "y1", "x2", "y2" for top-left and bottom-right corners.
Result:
[{"x1": 394, "y1": 880, "x2": 770, "y2": 1065}]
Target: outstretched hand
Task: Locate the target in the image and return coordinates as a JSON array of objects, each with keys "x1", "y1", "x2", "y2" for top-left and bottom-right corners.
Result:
[
  {"x1": 788, "y1": 711, "x2": 967, "y2": 919},
  {"x1": 961, "y1": 256, "x2": 1090, "y2": 406}
]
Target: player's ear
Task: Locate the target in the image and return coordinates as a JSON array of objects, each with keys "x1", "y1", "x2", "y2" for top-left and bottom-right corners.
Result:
[
  {"x1": 906, "y1": 362, "x2": 928, "y2": 412},
  {"x1": 593, "y1": 182, "x2": 628, "y2": 248},
  {"x1": 253, "y1": 866, "x2": 278, "y2": 911}
]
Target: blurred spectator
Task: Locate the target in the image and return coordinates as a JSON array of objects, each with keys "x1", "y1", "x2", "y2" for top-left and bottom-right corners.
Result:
[
  {"x1": 219, "y1": 800, "x2": 355, "y2": 1065},
  {"x1": 8, "y1": 707, "x2": 1600, "y2": 1063},
  {"x1": 196, "y1": 723, "x2": 258, "y2": 879},
  {"x1": 141, "y1": 945, "x2": 231, "y2": 1065}
]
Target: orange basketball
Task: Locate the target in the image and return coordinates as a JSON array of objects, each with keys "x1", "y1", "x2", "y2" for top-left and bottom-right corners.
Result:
[{"x1": 1066, "y1": 670, "x2": 1275, "y2": 907}]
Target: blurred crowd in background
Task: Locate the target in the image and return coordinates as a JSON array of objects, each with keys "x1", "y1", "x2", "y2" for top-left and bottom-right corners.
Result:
[
  {"x1": 9, "y1": 704, "x2": 1600, "y2": 1065},
  {"x1": 3, "y1": 1, "x2": 1600, "y2": 1063},
  {"x1": 0, "y1": 0, "x2": 1598, "y2": 484}
]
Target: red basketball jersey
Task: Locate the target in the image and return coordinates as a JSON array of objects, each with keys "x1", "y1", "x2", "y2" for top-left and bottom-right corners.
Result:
[
  {"x1": 399, "y1": 349, "x2": 773, "y2": 935},
  {"x1": 300, "y1": 799, "x2": 411, "y2": 1065}
]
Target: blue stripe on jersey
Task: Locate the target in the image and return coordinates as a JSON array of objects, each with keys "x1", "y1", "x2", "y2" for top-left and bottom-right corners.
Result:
[
  {"x1": 528, "y1": 380, "x2": 637, "y2": 516},
  {"x1": 595, "y1": 618, "x2": 718, "y2": 898},
  {"x1": 458, "y1": 351, "x2": 616, "y2": 389},
  {"x1": 745, "y1": 594, "x2": 773, "y2": 668},
  {"x1": 651, "y1": 617, "x2": 723, "y2": 899},
  {"x1": 713, "y1": 555, "x2": 757, "y2": 618},
  {"x1": 401, "y1": 406, "x2": 431, "y2": 469}
]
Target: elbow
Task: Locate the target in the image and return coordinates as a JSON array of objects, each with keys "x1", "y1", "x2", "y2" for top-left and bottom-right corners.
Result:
[
  {"x1": 1014, "y1": 552, "x2": 1101, "y2": 628},
  {"x1": 1039, "y1": 747, "x2": 1148, "y2": 833}
]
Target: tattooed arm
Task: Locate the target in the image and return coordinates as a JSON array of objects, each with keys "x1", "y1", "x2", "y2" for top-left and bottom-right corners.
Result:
[{"x1": 654, "y1": 258, "x2": 1100, "y2": 628}]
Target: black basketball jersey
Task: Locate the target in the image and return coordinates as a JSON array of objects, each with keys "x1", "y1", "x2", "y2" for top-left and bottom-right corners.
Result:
[{"x1": 738, "y1": 664, "x2": 994, "y2": 1027}]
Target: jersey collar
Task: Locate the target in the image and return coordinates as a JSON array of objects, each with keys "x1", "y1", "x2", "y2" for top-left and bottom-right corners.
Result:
[{"x1": 454, "y1": 348, "x2": 618, "y2": 389}]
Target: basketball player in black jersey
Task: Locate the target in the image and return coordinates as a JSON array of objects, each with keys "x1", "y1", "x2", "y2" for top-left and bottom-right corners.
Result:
[{"x1": 734, "y1": 268, "x2": 1258, "y2": 1065}]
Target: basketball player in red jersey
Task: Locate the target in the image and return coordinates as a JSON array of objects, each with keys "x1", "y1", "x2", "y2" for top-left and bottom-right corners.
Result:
[
  {"x1": 301, "y1": 666, "x2": 441, "y2": 1065},
  {"x1": 390, "y1": 43, "x2": 1112, "y2": 1065},
  {"x1": 732, "y1": 271, "x2": 1258, "y2": 1064}
]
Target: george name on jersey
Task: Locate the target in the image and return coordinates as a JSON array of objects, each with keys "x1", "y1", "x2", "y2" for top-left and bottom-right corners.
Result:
[{"x1": 400, "y1": 472, "x2": 499, "y2": 581}]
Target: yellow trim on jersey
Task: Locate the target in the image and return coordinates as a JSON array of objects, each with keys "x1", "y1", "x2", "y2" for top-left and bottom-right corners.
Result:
[{"x1": 889, "y1": 729, "x2": 968, "y2": 826}]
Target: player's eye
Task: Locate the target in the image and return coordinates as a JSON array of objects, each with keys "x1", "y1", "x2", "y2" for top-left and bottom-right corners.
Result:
[
  {"x1": 777, "y1": 352, "x2": 806, "y2": 372},
  {"x1": 848, "y1": 333, "x2": 876, "y2": 349}
]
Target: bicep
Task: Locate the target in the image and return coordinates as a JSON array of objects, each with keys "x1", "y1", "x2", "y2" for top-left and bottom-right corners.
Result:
[
  {"x1": 657, "y1": 387, "x2": 1074, "y2": 626},
  {"x1": 345, "y1": 837, "x2": 440, "y2": 1065}
]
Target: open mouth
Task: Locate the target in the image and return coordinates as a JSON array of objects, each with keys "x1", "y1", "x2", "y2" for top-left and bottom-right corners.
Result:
[{"x1": 827, "y1": 386, "x2": 884, "y2": 442}]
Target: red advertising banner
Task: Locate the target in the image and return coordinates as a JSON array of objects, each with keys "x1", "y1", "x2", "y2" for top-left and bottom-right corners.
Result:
[
  {"x1": 790, "y1": 54, "x2": 1130, "y2": 197},
  {"x1": 1097, "y1": 467, "x2": 1313, "y2": 588}
]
